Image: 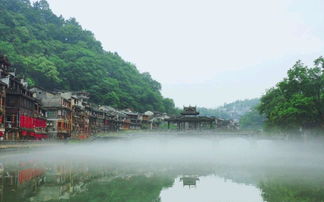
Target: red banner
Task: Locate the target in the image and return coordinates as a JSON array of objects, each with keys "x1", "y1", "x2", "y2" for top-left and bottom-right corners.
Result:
[{"x1": 20, "y1": 116, "x2": 47, "y2": 129}]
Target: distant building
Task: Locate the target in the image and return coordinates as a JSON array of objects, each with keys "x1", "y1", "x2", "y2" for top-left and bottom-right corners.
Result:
[
  {"x1": 99, "y1": 105, "x2": 123, "y2": 131},
  {"x1": 122, "y1": 109, "x2": 141, "y2": 130}
]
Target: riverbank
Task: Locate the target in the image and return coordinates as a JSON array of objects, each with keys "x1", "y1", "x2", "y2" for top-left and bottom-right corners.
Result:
[
  {"x1": 0, "y1": 130, "x2": 136, "y2": 152},
  {"x1": 0, "y1": 141, "x2": 62, "y2": 152}
]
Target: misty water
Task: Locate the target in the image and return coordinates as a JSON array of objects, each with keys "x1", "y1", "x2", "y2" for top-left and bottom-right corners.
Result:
[{"x1": 1, "y1": 131, "x2": 324, "y2": 202}]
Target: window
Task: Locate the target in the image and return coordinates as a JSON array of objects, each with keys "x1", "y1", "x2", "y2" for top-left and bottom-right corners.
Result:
[{"x1": 47, "y1": 111, "x2": 57, "y2": 118}]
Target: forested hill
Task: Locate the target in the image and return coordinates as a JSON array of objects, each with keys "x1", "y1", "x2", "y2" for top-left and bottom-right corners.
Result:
[
  {"x1": 198, "y1": 98, "x2": 265, "y2": 129},
  {"x1": 0, "y1": 0, "x2": 177, "y2": 113},
  {"x1": 198, "y1": 98, "x2": 260, "y2": 120}
]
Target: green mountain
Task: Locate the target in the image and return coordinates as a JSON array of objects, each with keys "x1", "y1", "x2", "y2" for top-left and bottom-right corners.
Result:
[
  {"x1": 198, "y1": 98, "x2": 260, "y2": 120},
  {"x1": 0, "y1": 0, "x2": 177, "y2": 113},
  {"x1": 198, "y1": 98, "x2": 265, "y2": 129}
]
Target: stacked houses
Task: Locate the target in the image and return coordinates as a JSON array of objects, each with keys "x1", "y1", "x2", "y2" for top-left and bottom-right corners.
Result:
[
  {"x1": 0, "y1": 56, "x2": 168, "y2": 141},
  {"x1": 30, "y1": 87, "x2": 73, "y2": 139},
  {"x1": 0, "y1": 56, "x2": 47, "y2": 140}
]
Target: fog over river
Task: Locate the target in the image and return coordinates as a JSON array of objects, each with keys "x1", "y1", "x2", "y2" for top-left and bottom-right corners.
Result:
[{"x1": 1, "y1": 131, "x2": 324, "y2": 202}]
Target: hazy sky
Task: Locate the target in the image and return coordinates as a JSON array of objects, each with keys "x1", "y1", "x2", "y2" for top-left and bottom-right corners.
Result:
[{"x1": 38, "y1": 0, "x2": 324, "y2": 108}]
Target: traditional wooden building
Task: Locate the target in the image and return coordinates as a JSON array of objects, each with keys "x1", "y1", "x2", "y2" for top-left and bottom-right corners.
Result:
[
  {"x1": 59, "y1": 91, "x2": 90, "y2": 139},
  {"x1": 86, "y1": 104, "x2": 105, "y2": 135},
  {"x1": 0, "y1": 56, "x2": 9, "y2": 140},
  {"x1": 122, "y1": 110, "x2": 141, "y2": 130},
  {"x1": 0, "y1": 82, "x2": 7, "y2": 140},
  {"x1": 0, "y1": 55, "x2": 157, "y2": 141},
  {"x1": 181, "y1": 107, "x2": 199, "y2": 116},
  {"x1": 99, "y1": 105, "x2": 121, "y2": 132},
  {"x1": 215, "y1": 118, "x2": 239, "y2": 130},
  {"x1": 0, "y1": 56, "x2": 47, "y2": 140},
  {"x1": 71, "y1": 104, "x2": 90, "y2": 139},
  {"x1": 31, "y1": 87, "x2": 72, "y2": 139},
  {"x1": 3, "y1": 77, "x2": 47, "y2": 140},
  {"x1": 166, "y1": 106, "x2": 215, "y2": 130},
  {"x1": 141, "y1": 113, "x2": 152, "y2": 129}
]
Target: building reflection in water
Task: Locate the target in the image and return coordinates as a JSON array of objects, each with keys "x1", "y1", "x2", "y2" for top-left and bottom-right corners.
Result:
[
  {"x1": 1, "y1": 157, "x2": 322, "y2": 202},
  {"x1": 0, "y1": 160, "x2": 110, "y2": 202},
  {"x1": 0, "y1": 163, "x2": 3, "y2": 202},
  {"x1": 180, "y1": 176, "x2": 200, "y2": 188}
]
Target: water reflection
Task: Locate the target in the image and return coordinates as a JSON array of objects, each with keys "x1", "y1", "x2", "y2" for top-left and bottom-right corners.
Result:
[
  {"x1": 0, "y1": 160, "x2": 173, "y2": 202},
  {"x1": 1, "y1": 159, "x2": 323, "y2": 202},
  {"x1": 0, "y1": 134, "x2": 324, "y2": 201},
  {"x1": 160, "y1": 175, "x2": 263, "y2": 202}
]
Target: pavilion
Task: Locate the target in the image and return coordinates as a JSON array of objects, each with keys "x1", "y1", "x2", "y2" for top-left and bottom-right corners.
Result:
[{"x1": 166, "y1": 106, "x2": 215, "y2": 130}]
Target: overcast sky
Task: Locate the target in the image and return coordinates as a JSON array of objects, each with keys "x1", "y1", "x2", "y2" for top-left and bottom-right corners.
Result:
[{"x1": 39, "y1": 0, "x2": 324, "y2": 108}]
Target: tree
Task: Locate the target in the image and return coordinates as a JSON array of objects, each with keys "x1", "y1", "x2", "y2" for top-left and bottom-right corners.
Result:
[
  {"x1": 239, "y1": 108, "x2": 265, "y2": 130},
  {"x1": 33, "y1": 0, "x2": 50, "y2": 11},
  {"x1": 0, "y1": 0, "x2": 177, "y2": 113},
  {"x1": 258, "y1": 59, "x2": 324, "y2": 130}
]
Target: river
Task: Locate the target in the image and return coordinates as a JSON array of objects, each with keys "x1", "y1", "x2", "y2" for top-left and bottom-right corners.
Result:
[{"x1": 0, "y1": 131, "x2": 323, "y2": 202}]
